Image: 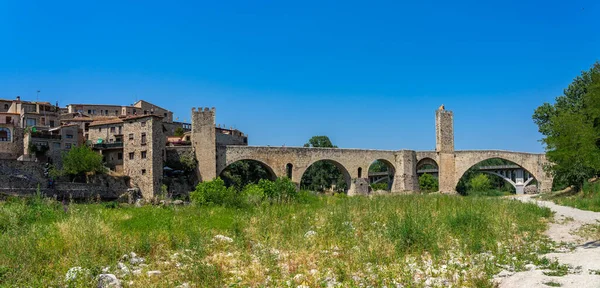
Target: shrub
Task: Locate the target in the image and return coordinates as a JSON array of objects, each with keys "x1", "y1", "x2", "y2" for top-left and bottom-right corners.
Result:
[
  {"x1": 370, "y1": 182, "x2": 389, "y2": 191},
  {"x1": 274, "y1": 177, "x2": 297, "y2": 203},
  {"x1": 242, "y1": 184, "x2": 265, "y2": 206},
  {"x1": 468, "y1": 174, "x2": 491, "y2": 194},
  {"x1": 419, "y1": 173, "x2": 439, "y2": 193},
  {"x1": 190, "y1": 178, "x2": 229, "y2": 205}
]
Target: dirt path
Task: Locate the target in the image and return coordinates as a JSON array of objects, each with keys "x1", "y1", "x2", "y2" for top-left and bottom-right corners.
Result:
[{"x1": 497, "y1": 195, "x2": 600, "y2": 288}]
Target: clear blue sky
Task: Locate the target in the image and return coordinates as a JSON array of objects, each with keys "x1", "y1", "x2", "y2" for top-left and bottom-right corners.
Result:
[{"x1": 1, "y1": 0, "x2": 598, "y2": 152}]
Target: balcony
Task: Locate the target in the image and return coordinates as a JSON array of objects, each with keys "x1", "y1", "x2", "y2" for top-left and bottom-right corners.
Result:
[
  {"x1": 30, "y1": 132, "x2": 61, "y2": 140},
  {"x1": 93, "y1": 142, "x2": 123, "y2": 150}
]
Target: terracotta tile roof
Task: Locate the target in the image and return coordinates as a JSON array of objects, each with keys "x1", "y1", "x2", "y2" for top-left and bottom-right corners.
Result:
[
  {"x1": 122, "y1": 114, "x2": 163, "y2": 122},
  {"x1": 89, "y1": 118, "x2": 124, "y2": 127}
]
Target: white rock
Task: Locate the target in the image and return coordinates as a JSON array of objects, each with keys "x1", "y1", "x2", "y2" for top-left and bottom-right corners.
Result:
[
  {"x1": 293, "y1": 274, "x2": 304, "y2": 282},
  {"x1": 147, "y1": 270, "x2": 162, "y2": 277},
  {"x1": 525, "y1": 264, "x2": 537, "y2": 271},
  {"x1": 97, "y1": 274, "x2": 121, "y2": 288},
  {"x1": 213, "y1": 234, "x2": 234, "y2": 243},
  {"x1": 497, "y1": 270, "x2": 514, "y2": 278},
  {"x1": 132, "y1": 269, "x2": 142, "y2": 276},
  {"x1": 304, "y1": 230, "x2": 317, "y2": 238},
  {"x1": 65, "y1": 267, "x2": 87, "y2": 282},
  {"x1": 176, "y1": 283, "x2": 190, "y2": 288}
]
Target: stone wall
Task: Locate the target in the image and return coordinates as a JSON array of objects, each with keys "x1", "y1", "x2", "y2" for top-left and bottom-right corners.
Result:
[{"x1": 0, "y1": 160, "x2": 130, "y2": 199}]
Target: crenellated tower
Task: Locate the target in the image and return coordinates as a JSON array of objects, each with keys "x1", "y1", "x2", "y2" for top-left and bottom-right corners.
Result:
[
  {"x1": 435, "y1": 106, "x2": 456, "y2": 193},
  {"x1": 191, "y1": 107, "x2": 216, "y2": 182}
]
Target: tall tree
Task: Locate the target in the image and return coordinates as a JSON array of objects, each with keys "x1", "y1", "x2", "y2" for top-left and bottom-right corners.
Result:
[
  {"x1": 301, "y1": 136, "x2": 347, "y2": 192},
  {"x1": 532, "y1": 62, "x2": 600, "y2": 190}
]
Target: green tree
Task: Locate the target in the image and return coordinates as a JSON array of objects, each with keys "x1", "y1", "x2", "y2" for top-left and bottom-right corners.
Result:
[
  {"x1": 469, "y1": 174, "x2": 491, "y2": 193},
  {"x1": 419, "y1": 173, "x2": 438, "y2": 193},
  {"x1": 61, "y1": 145, "x2": 105, "y2": 182},
  {"x1": 220, "y1": 160, "x2": 271, "y2": 190},
  {"x1": 532, "y1": 62, "x2": 600, "y2": 190},
  {"x1": 369, "y1": 160, "x2": 388, "y2": 173},
  {"x1": 174, "y1": 127, "x2": 185, "y2": 137},
  {"x1": 300, "y1": 136, "x2": 348, "y2": 192}
]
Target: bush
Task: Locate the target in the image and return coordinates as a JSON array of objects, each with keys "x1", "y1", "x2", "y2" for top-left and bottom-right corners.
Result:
[
  {"x1": 370, "y1": 182, "x2": 389, "y2": 191},
  {"x1": 419, "y1": 173, "x2": 439, "y2": 193},
  {"x1": 190, "y1": 178, "x2": 229, "y2": 206},
  {"x1": 242, "y1": 184, "x2": 265, "y2": 206},
  {"x1": 468, "y1": 174, "x2": 491, "y2": 194},
  {"x1": 273, "y1": 177, "x2": 297, "y2": 203}
]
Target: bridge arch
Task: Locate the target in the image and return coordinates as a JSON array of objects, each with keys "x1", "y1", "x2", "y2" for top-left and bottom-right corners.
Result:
[
  {"x1": 218, "y1": 159, "x2": 277, "y2": 187},
  {"x1": 368, "y1": 159, "x2": 396, "y2": 191},
  {"x1": 455, "y1": 155, "x2": 538, "y2": 194},
  {"x1": 299, "y1": 159, "x2": 351, "y2": 193},
  {"x1": 416, "y1": 157, "x2": 439, "y2": 177}
]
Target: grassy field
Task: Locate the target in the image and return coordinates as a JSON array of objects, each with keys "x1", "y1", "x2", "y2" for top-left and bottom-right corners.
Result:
[
  {"x1": 540, "y1": 181, "x2": 600, "y2": 212},
  {"x1": 0, "y1": 193, "x2": 554, "y2": 287}
]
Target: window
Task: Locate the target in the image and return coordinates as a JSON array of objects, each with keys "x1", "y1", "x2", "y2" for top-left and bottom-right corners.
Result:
[
  {"x1": 66, "y1": 134, "x2": 73, "y2": 139},
  {"x1": 141, "y1": 151, "x2": 147, "y2": 159},
  {"x1": 92, "y1": 110, "x2": 96, "y2": 115},
  {"x1": 129, "y1": 152, "x2": 134, "y2": 160},
  {"x1": 110, "y1": 127, "x2": 115, "y2": 133},
  {"x1": 141, "y1": 133, "x2": 147, "y2": 145},
  {"x1": 144, "y1": 110, "x2": 148, "y2": 115},
  {"x1": 105, "y1": 110, "x2": 108, "y2": 115},
  {"x1": 141, "y1": 121, "x2": 146, "y2": 127},
  {"x1": 26, "y1": 118, "x2": 36, "y2": 127},
  {"x1": 117, "y1": 152, "x2": 123, "y2": 160},
  {"x1": 65, "y1": 143, "x2": 72, "y2": 149},
  {"x1": 0, "y1": 128, "x2": 10, "y2": 141},
  {"x1": 286, "y1": 163, "x2": 293, "y2": 179},
  {"x1": 118, "y1": 126, "x2": 122, "y2": 134},
  {"x1": 358, "y1": 167, "x2": 363, "y2": 178},
  {"x1": 3, "y1": 104, "x2": 7, "y2": 110},
  {"x1": 109, "y1": 138, "x2": 114, "y2": 143},
  {"x1": 141, "y1": 169, "x2": 146, "y2": 175},
  {"x1": 53, "y1": 142, "x2": 61, "y2": 149},
  {"x1": 88, "y1": 110, "x2": 92, "y2": 114},
  {"x1": 128, "y1": 133, "x2": 134, "y2": 140},
  {"x1": 164, "y1": 113, "x2": 167, "y2": 117},
  {"x1": 5, "y1": 116, "x2": 11, "y2": 123},
  {"x1": 115, "y1": 110, "x2": 119, "y2": 115},
  {"x1": 49, "y1": 120, "x2": 55, "y2": 127},
  {"x1": 99, "y1": 127, "x2": 102, "y2": 132},
  {"x1": 40, "y1": 117, "x2": 45, "y2": 125}
]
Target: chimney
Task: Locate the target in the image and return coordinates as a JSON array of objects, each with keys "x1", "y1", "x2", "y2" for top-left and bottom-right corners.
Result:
[{"x1": 16, "y1": 96, "x2": 20, "y2": 102}]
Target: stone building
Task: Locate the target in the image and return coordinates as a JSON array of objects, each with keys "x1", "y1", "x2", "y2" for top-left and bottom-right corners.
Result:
[{"x1": 122, "y1": 115, "x2": 165, "y2": 199}]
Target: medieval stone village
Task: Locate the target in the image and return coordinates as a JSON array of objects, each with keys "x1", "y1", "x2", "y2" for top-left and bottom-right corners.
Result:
[{"x1": 0, "y1": 95, "x2": 552, "y2": 200}]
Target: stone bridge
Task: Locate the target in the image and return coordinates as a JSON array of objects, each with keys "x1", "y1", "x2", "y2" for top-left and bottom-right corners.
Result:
[
  {"x1": 192, "y1": 106, "x2": 553, "y2": 194},
  {"x1": 214, "y1": 146, "x2": 552, "y2": 194}
]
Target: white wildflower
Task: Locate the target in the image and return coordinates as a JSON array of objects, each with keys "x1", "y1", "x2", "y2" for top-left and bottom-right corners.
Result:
[{"x1": 304, "y1": 230, "x2": 317, "y2": 238}]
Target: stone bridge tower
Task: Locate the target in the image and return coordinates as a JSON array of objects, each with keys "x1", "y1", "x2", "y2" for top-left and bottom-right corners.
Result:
[
  {"x1": 436, "y1": 106, "x2": 456, "y2": 193},
  {"x1": 191, "y1": 107, "x2": 216, "y2": 182}
]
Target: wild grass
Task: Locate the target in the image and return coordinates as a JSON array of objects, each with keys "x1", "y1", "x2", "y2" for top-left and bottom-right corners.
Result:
[
  {"x1": 0, "y1": 193, "x2": 553, "y2": 287},
  {"x1": 541, "y1": 181, "x2": 600, "y2": 212}
]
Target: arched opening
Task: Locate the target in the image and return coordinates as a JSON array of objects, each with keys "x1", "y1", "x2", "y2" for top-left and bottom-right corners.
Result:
[
  {"x1": 358, "y1": 167, "x2": 362, "y2": 178},
  {"x1": 416, "y1": 158, "x2": 439, "y2": 193},
  {"x1": 300, "y1": 159, "x2": 351, "y2": 194},
  {"x1": 368, "y1": 159, "x2": 395, "y2": 191},
  {"x1": 456, "y1": 158, "x2": 537, "y2": 196},
  {"x1": 286, "y1": 163, "x2": 293, "y2": 179},
  {"x1": 0, "y1": 127, "x2": 11, "y2": 142},
  {"x1": 219, "y1": 159, "x2": 277, "y2": 189}
]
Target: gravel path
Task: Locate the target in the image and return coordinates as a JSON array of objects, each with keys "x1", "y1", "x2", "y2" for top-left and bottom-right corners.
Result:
[{"x1": 497, "y1": 195, "x2": 600, "y2": 288}]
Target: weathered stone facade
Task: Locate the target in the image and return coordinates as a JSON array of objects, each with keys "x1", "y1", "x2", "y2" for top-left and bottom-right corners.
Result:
[
  {"x1": 191, "y1": 107, "x2": 216, "y2": 182},
  {"x1": 122, "y1": 115, "x2": 164, "y2": 199}
]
